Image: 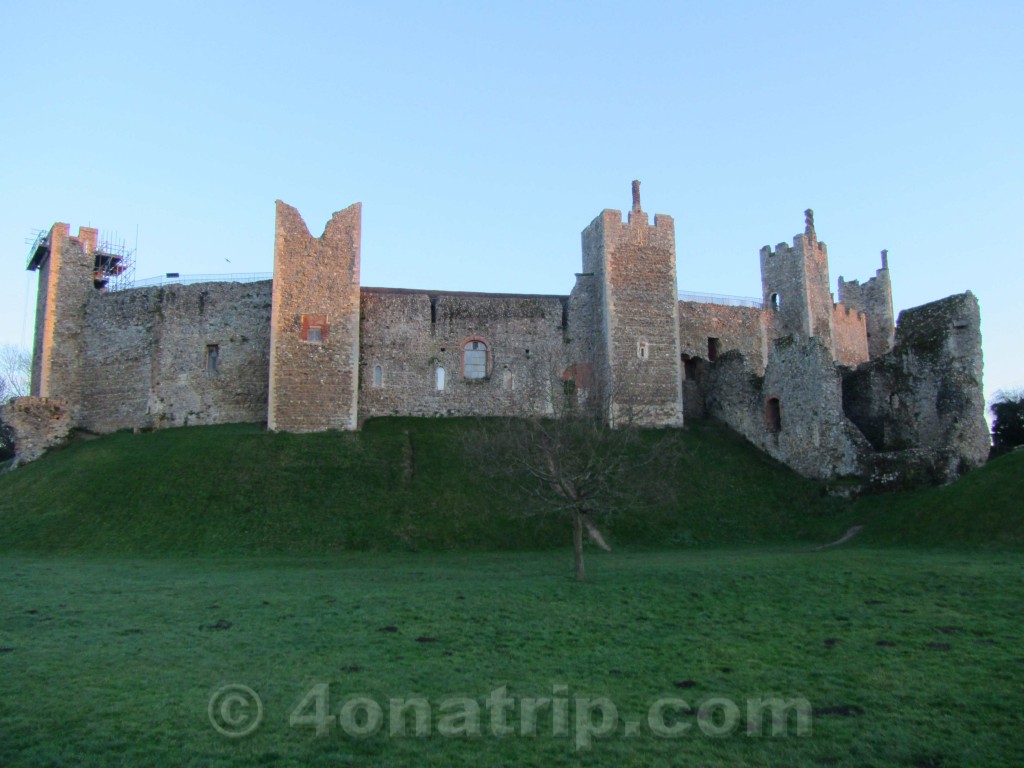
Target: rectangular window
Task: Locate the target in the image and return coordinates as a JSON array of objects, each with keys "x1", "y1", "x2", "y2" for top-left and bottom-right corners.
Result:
[
  {"x1": 301, "y1": 314, "x2": 328, "y2": 343},
  {"x1": 205, "y1": 344, "x2": 219, "y2": 373}
]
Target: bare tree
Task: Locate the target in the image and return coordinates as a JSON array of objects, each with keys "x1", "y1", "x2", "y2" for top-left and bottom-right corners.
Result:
[
  {"x1": 467, "y1": 382, "x2": 679, "y2": 581},
  {"x1": 0, "y1": 345, "x2": 31, "y2": 462},
  {"x1": 0, "y1": 345, "x2": 31, "y2": 402}
]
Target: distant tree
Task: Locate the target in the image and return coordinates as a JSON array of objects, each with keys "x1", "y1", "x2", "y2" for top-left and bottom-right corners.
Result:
[
  {"x1": 466, "y1": 385, "x2": 678, "y2": 581},
  {"x1": 990, "y1": 388, "x2": 1024, "y2": 457},
  {"x1": 0, "y1": 345, "x2": 31, "y2": 462},
  {"x1": 0, "y1": 345, "x2": 31, "y2": 402}
]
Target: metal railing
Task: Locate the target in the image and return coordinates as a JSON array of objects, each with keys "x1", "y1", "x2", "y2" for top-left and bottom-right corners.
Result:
[
  {"x1": 678, "y1": 290, "x2": 763, "y2": 309},
  {"x1": 120, "y1": 272, "x2": 273, "y2": 290},
  {"x1": 25, "y1": 230, "x2": 49, "y2": 270}
]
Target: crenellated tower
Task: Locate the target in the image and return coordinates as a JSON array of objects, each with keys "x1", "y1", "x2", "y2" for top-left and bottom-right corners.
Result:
[
  {"x1": 268, "y1": 201, "x2": 362, "y2": 432},
  {"x1": 838, "y1": 250, "x2": 895, "y2": 359},
  {"x1": 581, "y1": 181, "x2": 683, "y2": 427},
  {"x1": 760, "y1": 209, "x2": 835, "y2": 344}
]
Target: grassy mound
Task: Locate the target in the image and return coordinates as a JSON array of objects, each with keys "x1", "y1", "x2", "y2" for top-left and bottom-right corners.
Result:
[
  {"x1": 0, "y1": 418, "x2": 849, "y2": 554},
  {"x1": 851, "y1": 448, "x2": 1024, "y2": 548},
  {"x1": 0, "y1": 418, "x2": 1020, "y2": 554}
]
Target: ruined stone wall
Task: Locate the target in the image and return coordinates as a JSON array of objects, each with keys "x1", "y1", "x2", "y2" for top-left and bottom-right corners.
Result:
[
  {"x1": 838, "y1": 254, "x2": 895, "y2": 359},
  {"x1": 830, "y1": 303, "x2": 870, "y2": 368},
  {"x1": 842, "y1": 292, "x2": 989, "y2": 482},
  {"x1": 707, "y1": 336, "x2": 869, "y2": 480},
  {"x1": 703, "y1": 350, "x2": 763, "y2": 437},
  {"x1": 565, "y1": 272, "x2": 600, "y2": 408},
  {"x1": 268, "y1": 202, "x2": 361, "y2": 432},
  {"x1": 29, "y1": 224, "x2": 98, "y2": 401},
  {"x1": 1, "y1": 397, "x2": 76, "y2": 468},
  {"x1": 358, "y1": 288, "x2": 566, "y2": 419},
  {"x1": 77, "y1": 281, "x2": 272, "y2": 433},
  {"x1": 581, "y1": 201, "x2": 682, "y2": 427},
  {"x1": 677, "y1": 301, "x2": 767, "y2": 373}
]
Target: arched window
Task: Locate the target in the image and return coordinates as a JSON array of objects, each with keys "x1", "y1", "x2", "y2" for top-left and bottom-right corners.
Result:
[
  {"x1": 373, "y1": 364, "x2": 383, "y2": 387},
  {"x1": 637, "y1": 340, "x2": 649, "y2": 360},
  {"x1": 436, "y1": 367, "x2": 446, "y2": 391},
  {"x1": 463, "y1": 339, "x2": 489, "y2": 380},
  {"x1": 766, "y1": 397, "x2": 782, "y2": 432},
  {"x1": 770, "y1": 293, "x2": 781, "y2": 311}
]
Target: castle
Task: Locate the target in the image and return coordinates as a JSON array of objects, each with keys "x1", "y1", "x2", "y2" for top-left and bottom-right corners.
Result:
[{"x1": 6, "y1": 182, "x2": 990, "y2": 485}]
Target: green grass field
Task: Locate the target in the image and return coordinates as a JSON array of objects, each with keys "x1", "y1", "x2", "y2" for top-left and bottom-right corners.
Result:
[
  {"x1": 1, "y1": 419, "x2": 1022, "y2": 766},
  {"x1": 1, "y1": 550, "x2": 1022, "y2": 767}
]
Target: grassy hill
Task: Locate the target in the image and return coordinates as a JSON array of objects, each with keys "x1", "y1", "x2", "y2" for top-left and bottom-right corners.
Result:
[{"x1": 0, "y1": 418, "x2": 1020, "y2": 554}]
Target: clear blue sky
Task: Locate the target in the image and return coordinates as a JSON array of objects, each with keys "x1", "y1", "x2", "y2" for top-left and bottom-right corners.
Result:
[{"x1": 2, "y1": 0, "x2": 1021, "y2": 403}]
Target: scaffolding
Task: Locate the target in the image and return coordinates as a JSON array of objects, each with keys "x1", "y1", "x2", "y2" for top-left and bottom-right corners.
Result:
[
  {"x1": 93, "y1": 231, "x2": 135, "y2": 291},
  {"x1": 25, "y1": 227, "x2": 136, "y2": 292}
]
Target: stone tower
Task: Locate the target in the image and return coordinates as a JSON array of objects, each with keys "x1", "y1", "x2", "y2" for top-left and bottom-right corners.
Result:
[
  {"x1": 580, "y1": 181, "x2": 683, "y2": 427},
  {"x1": 267, "y1": 201, "x2": 362, "y2": 432},
  {"x1": 838, "y1": 250, "x2": 895, "y2": 359},
  {"x1": 26, "y1": 223, "x2": 99, "y2": 403},
  {"x1": 760, "y1": 209, "x2": 835, "y2": 344}
]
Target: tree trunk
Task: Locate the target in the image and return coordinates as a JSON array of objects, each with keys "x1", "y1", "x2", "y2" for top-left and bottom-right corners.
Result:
[{"x1": 572, "y1": 510, "x2": 585, "y2": 582}]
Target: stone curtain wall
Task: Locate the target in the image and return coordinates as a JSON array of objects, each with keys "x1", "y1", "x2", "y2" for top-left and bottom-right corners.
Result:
[
  {"x1": 830, "y1": 304, "x2": 870, "y2": 368},
  {"x1": 582, "y1": 206, "x2": 683, "y2": 428},
  {"x1": 677, "y1": 301, "x2": 767, "y2": 373},
  {"x1": 268, "y1": 202, "x2": 362, "y2": 432},
  {"x1": 78, "y1": 281, "x2": 272, "y2": 432},
  {"x1": 1, "y1": 397, "x2": 76, "y2": 468},
  {"x1": 358, "y1": 289, "x2": 566, "y2": 420}
]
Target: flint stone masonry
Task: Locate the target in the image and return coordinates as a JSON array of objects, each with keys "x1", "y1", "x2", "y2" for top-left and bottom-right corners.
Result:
[
  {"x1": 582, "y1": 206, "x2": 683, "y2": 427},
  {"x1": 706, "y1": 337, "x2": 868, "y2": 480},
  {"x1": 30, "y1": 225, "x2": 98, "y2": 403},
  {"x1": 269, "y1": 201, "x2": 361, "y2": 432},
  {"x1": 831, "y1": 303, "x2": 870, "y2": 368},
  {"x1": 677, "y1": 301, "x2": 767, "y2": 373},
  {"x1": 2, "y1": 397, "x2": 76, "y2": 468},
  {"x1": 21, "y1": 189, "x2": 986, "y2": 488},
  {"x1": 359, "y1": 288, "x2": 565, "y2": 420},
  {"x1": 78, "y1": 280, "x2": 272, "y2": 433},
  {"x1": 838, "y1": 255, "x2": 895, "y2": 359},
  {"x1": 841, "y1": 292, "x2": 989, "y2": 483}
]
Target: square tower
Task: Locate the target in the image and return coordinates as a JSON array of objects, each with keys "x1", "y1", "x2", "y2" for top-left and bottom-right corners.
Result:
[
  {"x1": 26, "y1": 223, "x2": 99, "y2": 401},
  {"x1": 580, "y1": 182, "x2": 683, "y2": 427},
  {"x1": 268, "y1": 201, "x2": 362, "y2": 431},
  {"x1": 760, "y1": 209, "x2": 835, "y2": 343}
]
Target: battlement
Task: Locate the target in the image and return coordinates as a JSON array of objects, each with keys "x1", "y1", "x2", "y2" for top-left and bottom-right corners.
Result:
[
  {"x1": 26, "y1": 223, "x2": 98, "y2": 271},
  {"x1": 596, "y1": 208, "x2": 675, "y2": 231},
  {"x1": 837, "y1": 250, "x2": 895, "y2": 359}
]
